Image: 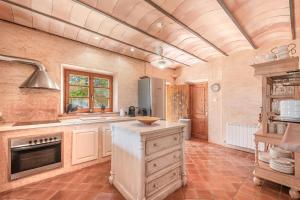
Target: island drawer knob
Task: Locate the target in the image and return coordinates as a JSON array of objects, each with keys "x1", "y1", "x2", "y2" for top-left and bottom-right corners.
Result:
[
  {"x1": 153, "y1": 143, "x2": 158, "y2": 147},
  {"x1": 153, "y1": 163, "x2": 157, "y2": 167},
  {"x1": 153, "y1": 184, "x2": 156, "y2": 188},
  {"x1": 174, "y1": 137, "x2": 177, "y2": 141}
]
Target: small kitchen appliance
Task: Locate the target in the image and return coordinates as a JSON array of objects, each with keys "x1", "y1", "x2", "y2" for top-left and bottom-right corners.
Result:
[{"x1": 128, "y1": 106, "x2": 136, "y2": 117}]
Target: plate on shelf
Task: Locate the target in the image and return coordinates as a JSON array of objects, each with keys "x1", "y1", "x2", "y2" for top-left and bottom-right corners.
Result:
[
  {"x1": 270, "y1": 165, "x2": 294, "y2": 174},
  {"x1": 269, "y1": 159, "x2": 294, "y2": 174},
  {"x1": 272, "y1": 158, "x2": 295, "y2": 166},
  {"x1": 269, "y1": 147, "x2": 292, "y2": 158}
]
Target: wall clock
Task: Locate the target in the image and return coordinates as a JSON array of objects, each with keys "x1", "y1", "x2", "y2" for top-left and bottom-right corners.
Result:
[{"x1": 211, "y1": 83, "x2": 221, "y2": 92}]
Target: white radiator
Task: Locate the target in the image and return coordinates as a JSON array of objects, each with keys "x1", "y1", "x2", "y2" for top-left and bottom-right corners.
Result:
[{"x1": 225, "y1": 123, "x2": 260, "y2": 150}]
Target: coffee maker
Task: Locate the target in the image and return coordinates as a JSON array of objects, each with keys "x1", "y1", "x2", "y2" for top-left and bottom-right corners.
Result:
[
  {"x1": 138, "y1": 108, "x2": 147, "y2": 116},
  {"x1": 128, "y1": 106, "x2": 136, "y2": 117}
]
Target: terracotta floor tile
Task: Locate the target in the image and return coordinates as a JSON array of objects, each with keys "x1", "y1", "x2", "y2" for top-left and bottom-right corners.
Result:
[
  {"x1": 196, "y1": 190, "x2": 213, "y2": 200},
  {"x1": 26, "y1": 189, "x2": 57, "y2": 200},
  {"x1": 49, "y1": 190, "x2": 83, "y2": 200},
  {"x1": 0, "y1": 139, "x2": 291, "y2": 200}
]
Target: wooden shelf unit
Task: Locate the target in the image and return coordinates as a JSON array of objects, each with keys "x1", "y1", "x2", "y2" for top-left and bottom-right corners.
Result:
[
  {"x1": 268, "y1": 94, "x2": 295, "y2": 99},
  {"x1": 251, "y1": 57, "x2": 300, "y2": 199}
]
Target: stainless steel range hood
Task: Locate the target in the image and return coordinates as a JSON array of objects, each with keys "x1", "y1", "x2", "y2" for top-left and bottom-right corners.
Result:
[{"x1": 0, "y1": 54, "x2": 60, "y2": 90}]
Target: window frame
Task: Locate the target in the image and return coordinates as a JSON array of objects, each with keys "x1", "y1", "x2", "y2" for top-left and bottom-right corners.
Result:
[{"x1": 64, "y1": 69, "x2": 113, "y2": 113}]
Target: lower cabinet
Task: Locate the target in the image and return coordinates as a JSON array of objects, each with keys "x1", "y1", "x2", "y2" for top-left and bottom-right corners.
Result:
[
  {"x1": 72, "y1": 128, "x2": 99, "y2": 165},
  {"x1": 102, "y1": 127, "x2": 112, "y2": 157}
]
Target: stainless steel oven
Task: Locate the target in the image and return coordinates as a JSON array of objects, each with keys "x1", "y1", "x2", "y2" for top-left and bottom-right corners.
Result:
[{"x1": 9, "y1": 133, "x2": 62, "y2": 180}]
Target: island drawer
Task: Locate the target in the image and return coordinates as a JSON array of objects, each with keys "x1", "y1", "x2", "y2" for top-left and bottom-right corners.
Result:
[
  {"x1": 145, "y1": 133, "x2": 181, "y2": 155},
  {"x1": 146, "y1": 150, "x2": 181, "y2": 176},
  {"x1": 146, "y1": 167, "x2": 180, "y2": 196}
]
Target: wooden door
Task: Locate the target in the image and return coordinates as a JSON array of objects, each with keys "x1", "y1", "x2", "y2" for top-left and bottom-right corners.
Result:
[
  {"x1": 166, "y1": 85, "x2": 190, "y2": 122},
  {"x1": 190, "y1": 83, "x2": 208, "y2": 140}
]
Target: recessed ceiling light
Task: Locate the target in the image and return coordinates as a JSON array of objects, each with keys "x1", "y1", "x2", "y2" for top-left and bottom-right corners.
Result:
[
  {"x1": 156, "y1": 22, "x2": 163, "y2": 28},
  {"x1": 94, "y1": 36, "x2": 100, "y2": 40},
  {"x1": 130, "y1": 47, "x2": 135, "y2": 52}
]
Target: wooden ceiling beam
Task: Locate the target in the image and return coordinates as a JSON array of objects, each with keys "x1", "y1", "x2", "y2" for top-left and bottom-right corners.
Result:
[
  {"x1": 289, "y1": 0, "x2": 296, "y2": 39},
  {"x1": 2, "y1": 0, "x2": 191, "y2": 67},
  {"x1": 73, "y1": 0, "x2": 207, "y2": 62},
  {"x1": 216, "y1": 0, "x2": 257, "y2": 49},
  {"x1": 144, "y1": 0, "x2": 228, "y2": 56}
]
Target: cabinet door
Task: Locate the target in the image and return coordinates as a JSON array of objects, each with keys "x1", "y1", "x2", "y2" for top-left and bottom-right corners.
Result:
[
  {"x1": 72, "y1": 128, "x2": 99, "y2": 165},
  {"x1": 102, "y1": 128, "x2": 112, "y2": 157}
]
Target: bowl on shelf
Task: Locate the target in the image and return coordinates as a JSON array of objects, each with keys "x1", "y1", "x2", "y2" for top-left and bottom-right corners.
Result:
[{"x1": 136, "y1": 116, "x2": 160, "y2": 125}]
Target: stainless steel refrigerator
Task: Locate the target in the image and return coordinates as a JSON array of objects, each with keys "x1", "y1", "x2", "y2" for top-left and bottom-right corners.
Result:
[{"x1": 138, "y1": 77, "x2": 166, "y2": 119}]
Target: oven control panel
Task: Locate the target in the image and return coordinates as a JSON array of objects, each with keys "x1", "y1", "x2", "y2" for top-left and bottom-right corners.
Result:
[
  {"x1": 29, "y1": 136, "x2": 58, "y2": 144},
  {"x1": 10, "y1": 133, "x2": 62, "y2": 148}
]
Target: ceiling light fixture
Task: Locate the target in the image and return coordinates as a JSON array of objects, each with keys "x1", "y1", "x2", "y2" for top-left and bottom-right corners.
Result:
[
  {"x1": 151, "y1": 46, "x2": 173, "y2": 69},
  {"x1": 156, "y1": 22, "x2": 163, "y2": 28},
  {"x1": 94, "y1": 36, "x2": 100, "y2": 40},
  {"x1": 130, "y1": 47, "x2": 135, "y2": 52}
]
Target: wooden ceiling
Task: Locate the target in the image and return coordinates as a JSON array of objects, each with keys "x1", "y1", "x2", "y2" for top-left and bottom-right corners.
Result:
[{"x1": 0, "y1": 0, "x2": 298, "y2": 68}]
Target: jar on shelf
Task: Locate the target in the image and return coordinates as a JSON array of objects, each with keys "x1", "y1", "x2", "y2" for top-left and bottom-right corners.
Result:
[
  {"x1": 271, "y1": 100, "x2": 280, "y2": 114},
  {"x1": 286, "y1": 86, "x2": 294, "y2": 95},
  {"x1": 276, "y1": 122, "x2": 287, "y2": 135},
  {"x1": 268, "y1": 122, "x2": 277, "y2": 133}
]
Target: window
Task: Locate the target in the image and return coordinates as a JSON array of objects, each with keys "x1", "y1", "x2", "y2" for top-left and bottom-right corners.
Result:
[{"x1": 64, "y1": 69, "x2": 113, "y2": 113}]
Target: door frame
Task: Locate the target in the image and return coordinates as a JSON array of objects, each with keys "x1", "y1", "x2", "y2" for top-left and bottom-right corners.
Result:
[{"x1": 189, "y1": 82, "x2": 208, "y2": 140}]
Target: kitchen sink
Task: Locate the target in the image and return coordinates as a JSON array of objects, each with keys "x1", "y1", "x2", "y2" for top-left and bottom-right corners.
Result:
[{"x1": 79, "y1": 117, "x2": 107, "y2": 121}]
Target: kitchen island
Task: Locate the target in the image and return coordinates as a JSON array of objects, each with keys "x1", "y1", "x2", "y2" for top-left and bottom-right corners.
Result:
[{"x1": 109, "y1": 120, "x2": 186, "y2": 200}]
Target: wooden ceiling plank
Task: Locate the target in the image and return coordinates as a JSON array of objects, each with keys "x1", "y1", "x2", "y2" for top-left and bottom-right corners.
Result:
[
  {"x1": 216, "y1": 0, "x2": 257, "y2": 49},
  {"x1": 2, "y1": 0, "x2": 191, "y2": 66},
  {"x1": 289, "y1": 0, "x2": 296, "y2": 39},
  {"x1": 0, "y1": 18, "x2": 150, "y2": 63},
  {"x1": 73, "y1": 0, "x2": 207, "y2": 62},
  {"x1": 144, "y1": 0, "x2": 228, "y2": 56}
]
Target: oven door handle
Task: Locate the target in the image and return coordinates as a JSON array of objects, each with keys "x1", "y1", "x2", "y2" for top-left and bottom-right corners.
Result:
[{"x1": 11, "y1": 141, "x2": 61, "y2": 151}]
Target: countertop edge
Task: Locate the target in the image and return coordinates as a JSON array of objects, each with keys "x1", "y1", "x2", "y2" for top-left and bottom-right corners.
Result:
[
  {"x1": 0, "y1": 117, "x2": 135, "y2": 133},
  {"x1": 111, "y1": 121, "x2": 184, "y2": 135}
]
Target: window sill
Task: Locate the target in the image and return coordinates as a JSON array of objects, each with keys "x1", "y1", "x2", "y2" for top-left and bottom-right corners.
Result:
[{"x1": 58, "y1": 112, "x2": 119, "y2": 120}]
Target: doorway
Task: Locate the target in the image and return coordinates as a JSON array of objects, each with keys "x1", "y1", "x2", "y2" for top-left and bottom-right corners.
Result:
[{"x1": 190, "y1": 83, "x2": 208, "y2": 140}]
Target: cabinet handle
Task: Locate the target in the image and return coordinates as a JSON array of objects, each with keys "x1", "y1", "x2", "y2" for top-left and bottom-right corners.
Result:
[
  {"x1": 153, "y1": 184, "x2": 156, "y2": 188},
  {"x1": 174, "y1": 137, "x2": 177, "y2": 141},
  {"x1": 153, "y1": 163, "x2": 157, "y2": 167},
  {"x1": 153, "y1": 143, "x2": 158, "y2": 147}
]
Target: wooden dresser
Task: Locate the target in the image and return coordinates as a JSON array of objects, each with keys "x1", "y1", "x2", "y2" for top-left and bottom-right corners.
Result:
[{"x1": 109, "y1": 120, "x2": 186, "y2": 200}]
